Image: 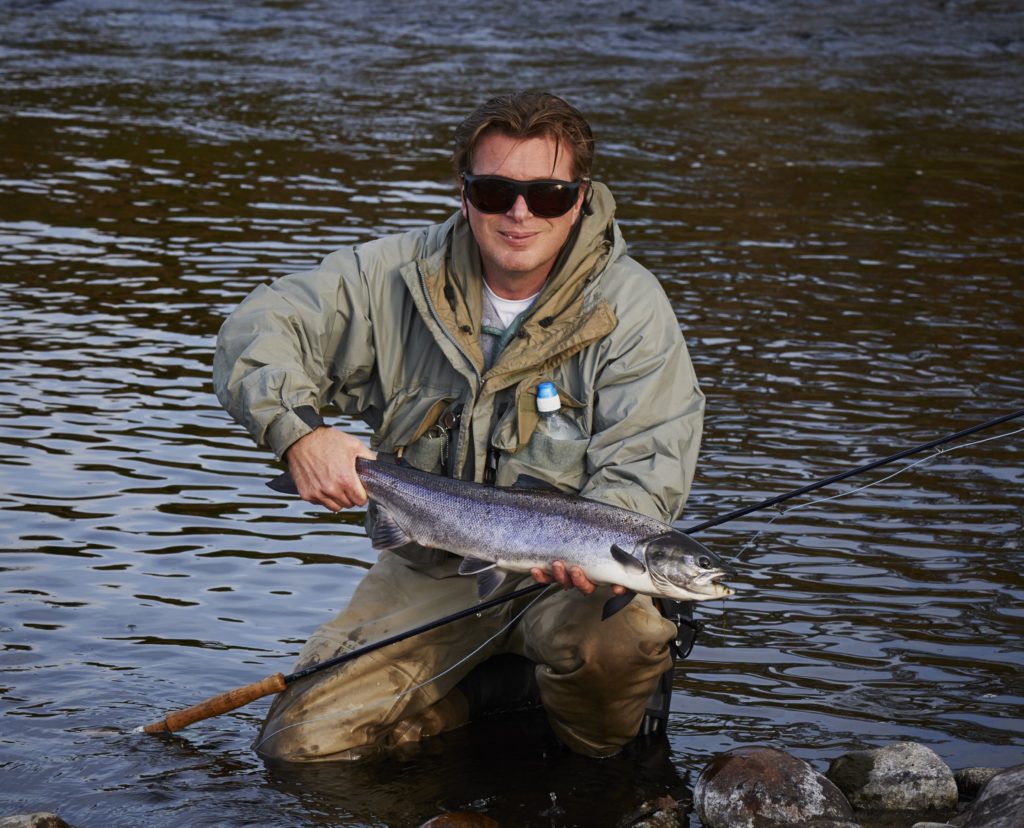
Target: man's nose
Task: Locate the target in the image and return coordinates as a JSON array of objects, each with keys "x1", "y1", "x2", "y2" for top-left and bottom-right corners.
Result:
[{"x1": 508, "y1": 193, "x2": 532, "y2": 219}]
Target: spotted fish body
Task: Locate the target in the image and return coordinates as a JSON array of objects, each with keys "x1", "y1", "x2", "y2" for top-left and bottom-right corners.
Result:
[{"x1": 356, "y1": 459, "x2": 733, "y2": 610}]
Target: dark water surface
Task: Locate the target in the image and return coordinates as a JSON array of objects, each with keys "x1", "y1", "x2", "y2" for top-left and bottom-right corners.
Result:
[{"x1": 2, "y1": 2, "x2": 1022, "y2": 826}]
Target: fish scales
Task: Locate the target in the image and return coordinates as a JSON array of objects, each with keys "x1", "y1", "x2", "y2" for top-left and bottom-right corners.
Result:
[
  {"x1": 354, "y1": 458, "x2": 733, "y2": 606},
  {"x1": 359, "y1": 460, "x2": 660, "y2": 561}
]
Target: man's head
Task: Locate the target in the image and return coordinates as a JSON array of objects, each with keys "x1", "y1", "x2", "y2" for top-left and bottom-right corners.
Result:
[
  {"x1": 453, "y1": 92, "x2": 595, "y2": 298},
  {"x1": 452, "y1": 91, "x2": 595, "y2": 181}
]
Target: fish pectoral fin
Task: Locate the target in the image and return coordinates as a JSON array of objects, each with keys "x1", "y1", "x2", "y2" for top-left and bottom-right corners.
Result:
[
  {"x1": 611, "y1": 544, "x2": 646, "y2": 574},
  {"x1": 475, "y1": 568, "x2": 508, "y2": 599},
  {"x1": 369, "y1": 506, "x2": 414, "y2": 550},
  {"x1": 601, "y1": 590, "x2": 637, "y2": 620},
  {"x1": 458, "y1": 556, "x2": 496, "y2": 575}
]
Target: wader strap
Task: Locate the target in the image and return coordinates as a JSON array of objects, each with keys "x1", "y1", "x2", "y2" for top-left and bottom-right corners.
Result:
[{"x1": 638, "y1": 599, "x2": 704, "y2": 736}]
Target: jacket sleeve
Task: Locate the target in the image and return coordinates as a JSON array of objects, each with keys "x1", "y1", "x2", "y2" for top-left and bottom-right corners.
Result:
[
  {"x1": 579, "y1": 275, "x2": 705, "y2": 523},
  {"x1": 212, "y1": 247, "x2": 380, "y2": 459}
]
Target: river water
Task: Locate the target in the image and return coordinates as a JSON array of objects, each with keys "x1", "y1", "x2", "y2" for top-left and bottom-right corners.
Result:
[{"x1": 1, "y1": 2, "x2": 1022, "y2": 826}]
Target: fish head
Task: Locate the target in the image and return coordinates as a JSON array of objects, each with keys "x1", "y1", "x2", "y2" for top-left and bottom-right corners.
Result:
[{"x1": 639, "y1": 530, "x2": 734, "y2": 601}]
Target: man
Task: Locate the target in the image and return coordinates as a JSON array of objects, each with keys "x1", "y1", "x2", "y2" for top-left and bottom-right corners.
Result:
[{"x1": 213, "y1": 91, "x2": 704, "y2": 761}]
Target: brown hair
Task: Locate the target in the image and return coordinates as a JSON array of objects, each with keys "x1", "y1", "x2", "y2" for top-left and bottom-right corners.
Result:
[{"x1": 452, "y1": 91, "x2": 595, "y2": 180}]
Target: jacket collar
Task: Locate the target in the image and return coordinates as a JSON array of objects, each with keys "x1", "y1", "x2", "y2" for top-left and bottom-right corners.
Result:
[{"x1": 408, "y1": 181, "x2": 621, "y2": 386}]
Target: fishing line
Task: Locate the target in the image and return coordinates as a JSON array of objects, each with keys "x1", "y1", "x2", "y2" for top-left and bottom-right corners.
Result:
[
  {"x1": 728, "y1": 424, "x2": 1024, "y2": 563},
  {"x1": 141, "y1": 408, "x2": 1023, "y2": 737},
  {"x1": 253, "y1": 584, "x2": 555, "y2": 752}
]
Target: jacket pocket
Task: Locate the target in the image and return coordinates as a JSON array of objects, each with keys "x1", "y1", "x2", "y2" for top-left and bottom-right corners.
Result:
[
  {"x1": 492, "y1": 379, "x2": 588, "y2": 492},
  {"x1": 377, "y1": 392, "x2": 459, "y2": 475}
]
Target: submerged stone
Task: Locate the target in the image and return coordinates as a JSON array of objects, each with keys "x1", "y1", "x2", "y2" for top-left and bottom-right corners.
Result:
[
  {"x1": 615, "y1": 795, "x2": 684, "y2": 828},
  {"x1": 417, "y1": 812, "x2": 499, "y2": 828},
  {"x1": 694, "y1": 745, "x2": 854, "y2": 827},
  {"x1": 827, "y1": 741, "x2": 958, "y2": 814},
  {"x1": 953, "y1": 766, "x2": 1001, "y2": 800}
]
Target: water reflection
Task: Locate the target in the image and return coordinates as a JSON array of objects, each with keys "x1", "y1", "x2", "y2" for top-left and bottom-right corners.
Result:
[{"x1": 2, "y1": 0, "x2": 1023, "y2": 825}]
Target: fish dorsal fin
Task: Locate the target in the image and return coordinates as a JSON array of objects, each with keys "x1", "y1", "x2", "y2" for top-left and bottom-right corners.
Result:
[
  {"x1": 458, "y1": 556, "x2": 496, "y2": 575},
  {"x1": 369, "y1": 505, "x2": 414, "y2": 550},
  {"x1": 602, "y1": 590, "x2": 637, "y2": 620},
  {"x1": 475, "y1": 568, "x2": 508, "y2": 599},
  {"x1": 509, "y1": 474, "x2": 559, "y2": 492},
  {"x1": 611, "y1": 543, "x2": 646, "y2": 574}
]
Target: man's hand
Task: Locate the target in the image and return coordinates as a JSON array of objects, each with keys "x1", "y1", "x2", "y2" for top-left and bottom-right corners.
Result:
[
  {"x1": 285, "y1": 426, "x2": 376, "y2": 511},
  {"x1": 530, "y1": 560, "x2": 627, "y2": 596}
]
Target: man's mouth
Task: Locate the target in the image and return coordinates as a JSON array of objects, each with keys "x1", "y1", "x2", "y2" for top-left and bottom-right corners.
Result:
[{"x1": 499, "y1": 230, "x2": 538, "y2": 245}]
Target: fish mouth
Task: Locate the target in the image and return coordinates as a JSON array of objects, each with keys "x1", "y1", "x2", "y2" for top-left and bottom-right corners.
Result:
[
  {"x1": 649, "y1": 566, "x2": 734, "y2": 600},
  {"x1": 693, "y1": 569, "x2": 733, "y2": 595}
]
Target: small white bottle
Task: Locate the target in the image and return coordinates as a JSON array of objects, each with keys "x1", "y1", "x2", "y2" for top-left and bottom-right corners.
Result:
[{"x1": 535, "y1": 382, "x2": 584, "y2": 439}]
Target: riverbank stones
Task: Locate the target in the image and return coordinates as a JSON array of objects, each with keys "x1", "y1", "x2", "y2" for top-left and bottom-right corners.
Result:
[
  {"x1": 953, "y1": 766, "x2": 1000, "y2": 800},
  {"x1": 694, "y1": 746, "x2": 855, "y2": 827},
  {"x1": 827, "y1": 741, "x2": 958, "y2": 814},
  {"x1": 950, "y1": 763, "x2": 1024, "y2": 828}
]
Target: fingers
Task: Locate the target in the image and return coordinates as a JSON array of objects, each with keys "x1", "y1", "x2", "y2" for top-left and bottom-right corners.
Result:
[
  {"x1": 285, "y1": 427, "x2": 376, "y2": 511},
  {"x1": 532, "y1": 561, "x2": 599, "y2": 595},
  {"x1": 531, "y1": 562, "x2": 627, "y2": 597}
]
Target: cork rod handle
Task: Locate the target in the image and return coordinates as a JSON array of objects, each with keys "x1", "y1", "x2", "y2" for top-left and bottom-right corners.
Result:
[{"x1": 141, "y1": 672, "x2": 287, "y2": 734}]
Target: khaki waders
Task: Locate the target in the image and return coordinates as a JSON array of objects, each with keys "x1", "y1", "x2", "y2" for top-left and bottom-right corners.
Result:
[{"x1": 254, "y1": 550, "x2": 676, "y2": 761}]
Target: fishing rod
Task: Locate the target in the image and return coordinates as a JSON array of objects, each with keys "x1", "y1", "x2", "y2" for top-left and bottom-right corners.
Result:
[
  {"x1": 681, "y1": 405, "x2": 1024, "y2": 535},
  {"x1": 139, "y1": 405, "x2": 1024, "y2": 735},
  {"x1": 141, "y1": 579, "x2": 549, "y2": 734}
]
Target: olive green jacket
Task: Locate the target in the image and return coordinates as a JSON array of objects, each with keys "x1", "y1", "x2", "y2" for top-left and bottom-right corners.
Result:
[{"x1": 213, "y1": 182, "x2": 704, "y2": 523}]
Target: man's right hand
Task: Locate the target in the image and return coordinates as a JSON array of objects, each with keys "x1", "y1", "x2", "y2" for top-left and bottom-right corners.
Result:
[{"x1": 285, "y1": 426, "x2": 376, "y2": 512}]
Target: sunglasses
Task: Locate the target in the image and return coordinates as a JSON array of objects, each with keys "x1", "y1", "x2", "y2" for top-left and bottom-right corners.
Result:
[{"x1": 461, "y1": 173, "x2": 586, "y2": 218}]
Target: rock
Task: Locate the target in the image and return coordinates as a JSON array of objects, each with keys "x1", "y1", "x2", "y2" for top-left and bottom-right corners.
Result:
[
  {"x1": 827, "y1": 741, "x2": 958, "y2": 814},
  {"x1": 0, "y1": 816, "x2": 73, "y2": 828},
  {"x1": 910, "y1": 823, "x2": 958, "y2": 828},
  {"x1": 949, "y1": 763, "x2": 1024, "y2": 828},
  {"x1": 953, "y1": 767, "x2": 1001, "y2": 800},
  {"x1": 616, "y1": 795, "x2": 684, "y2": 828},
  {"x1": 417, "y1": 813, "x2": 499, "y2": 828},
  {"x1": 694, "y1": 746, "x2": 854, "y2": 828}
]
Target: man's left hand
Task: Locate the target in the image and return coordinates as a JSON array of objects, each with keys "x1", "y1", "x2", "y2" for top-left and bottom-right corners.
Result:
[{"x1": 530, "y1": 561, "x2": 627, "y2": 596}]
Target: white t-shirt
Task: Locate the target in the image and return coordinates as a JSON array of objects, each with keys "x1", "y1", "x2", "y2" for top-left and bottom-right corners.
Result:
[{"x1": 483, "y1": 281, "x2": 541, "y2": 329}]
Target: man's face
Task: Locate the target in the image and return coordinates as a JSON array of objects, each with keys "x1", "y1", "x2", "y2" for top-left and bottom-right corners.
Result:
[{"x1": 461, "y1": 131, "x2": 586, "y2": 299}]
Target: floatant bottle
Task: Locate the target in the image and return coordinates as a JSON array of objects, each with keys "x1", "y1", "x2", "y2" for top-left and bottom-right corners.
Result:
[{"x1": 535, "y1": 381, "x2": 584, "y2": 440}]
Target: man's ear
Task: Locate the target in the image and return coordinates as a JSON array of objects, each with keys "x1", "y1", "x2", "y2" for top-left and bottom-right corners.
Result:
[
  {"x1": 459, "y1": 176, "x2": 470, "y2": 220},
  {"x1": 575, "y1": 180, "x2": 590, "y2": 220}
]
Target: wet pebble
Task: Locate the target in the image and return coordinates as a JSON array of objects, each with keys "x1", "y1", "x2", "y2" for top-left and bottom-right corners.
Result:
[
  {"x1": 826, "y1": 741, "x2": 958, "y2": 814},
  {"x1": 0, "y1": 816, "x2": 73, "y2": 828},
  {"x1": 694, "y1": 745, "x2": 854, "y2": 827}
]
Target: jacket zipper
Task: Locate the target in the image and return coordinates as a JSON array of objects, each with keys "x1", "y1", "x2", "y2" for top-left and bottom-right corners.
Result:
[{"x1": 418, "y1": 265, "x2": 481, "y2": 477}]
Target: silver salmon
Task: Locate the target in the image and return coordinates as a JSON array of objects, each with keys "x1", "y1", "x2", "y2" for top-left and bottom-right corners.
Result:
[{"x1": 351, "y1": 459, "x2": 733, "y2": 616}]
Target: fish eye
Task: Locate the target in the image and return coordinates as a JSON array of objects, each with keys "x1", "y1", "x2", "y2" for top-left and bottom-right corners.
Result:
[{"x1": 698, "y1": 555, "x2": 712, "y2": 569}]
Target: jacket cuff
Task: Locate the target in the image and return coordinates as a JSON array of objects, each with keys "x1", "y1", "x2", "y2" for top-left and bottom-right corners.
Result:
[{"x1": 266, "y1": 406, "x2": 325, "y2": 460}]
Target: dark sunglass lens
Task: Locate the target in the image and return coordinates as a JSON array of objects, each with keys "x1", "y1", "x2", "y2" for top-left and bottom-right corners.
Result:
[
  {"x1": 527, "y1": 183, "x2": 576, "y2": 217},
  {"x1": 468, "y1": 178, "x2": 516, "y2": 213}
]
